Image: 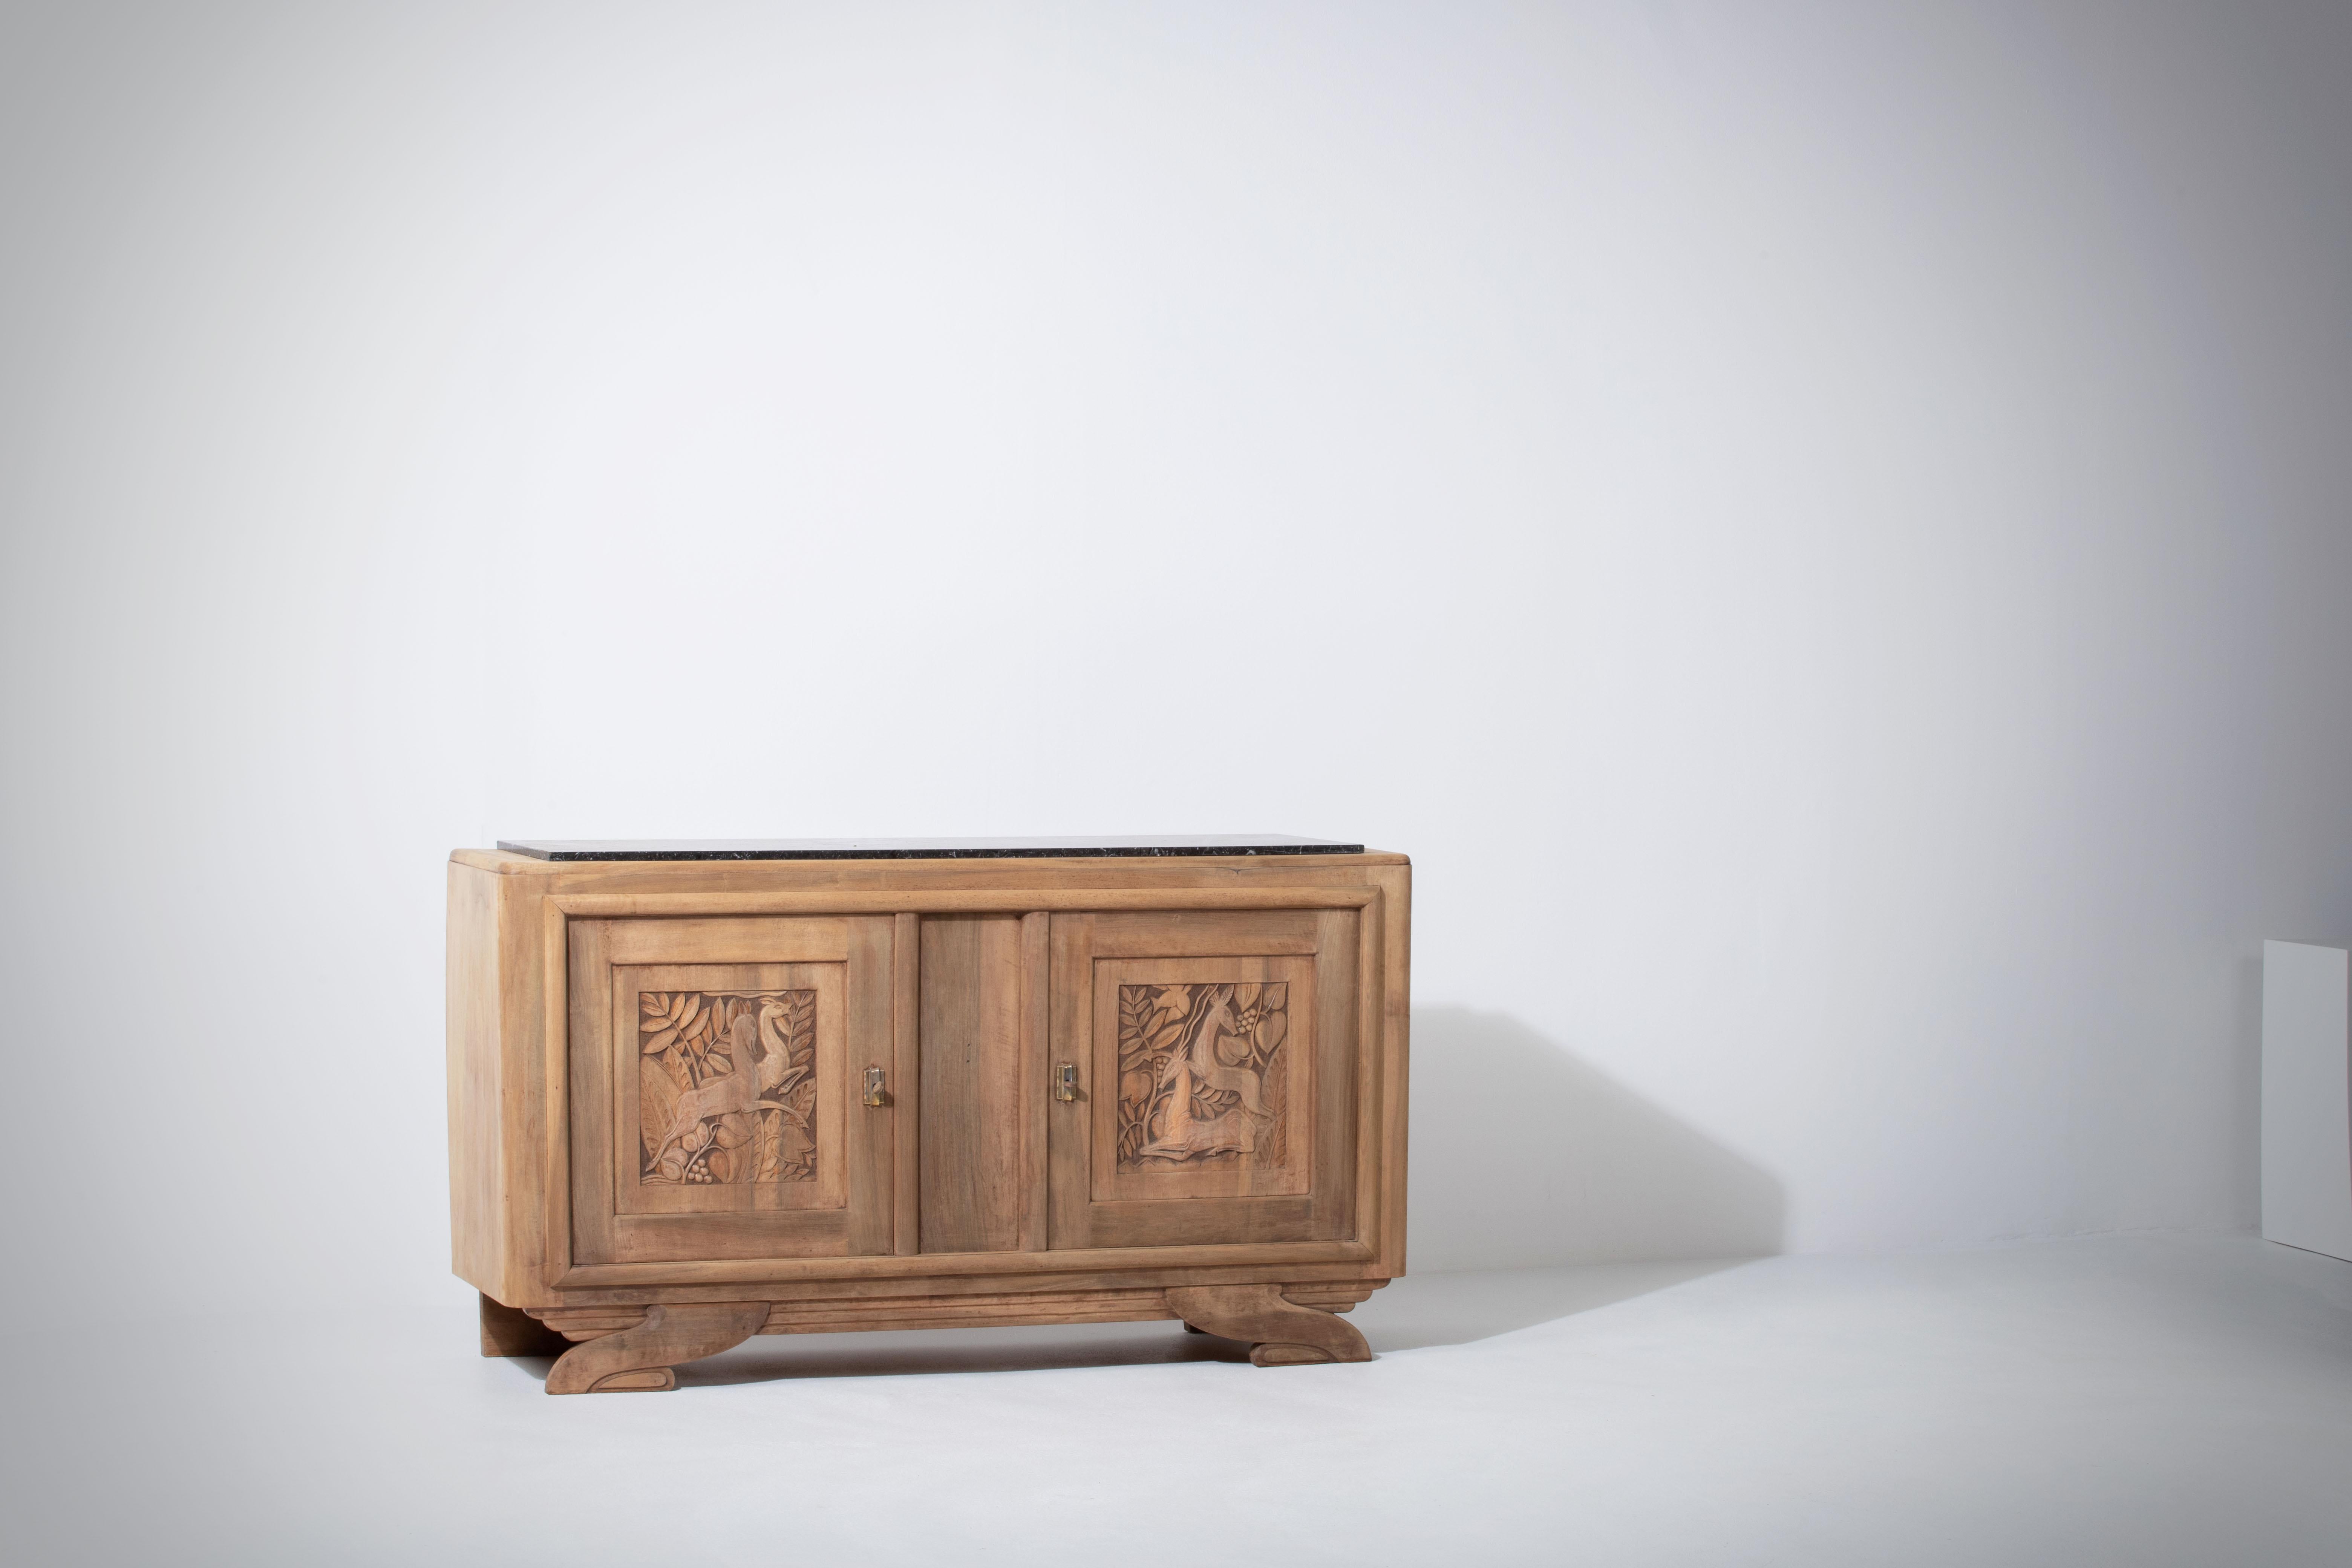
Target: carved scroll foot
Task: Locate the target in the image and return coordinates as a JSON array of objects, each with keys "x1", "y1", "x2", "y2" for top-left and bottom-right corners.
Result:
[
  {"x1": 545, "y1": 1302, "x2": 769, "y2": 1394},
  {"x1": 1166, "y1": 1285, "x2": 1372, "y2": 1367},
  {"x1": 480, "y1": 1293, "x2": 568, "y2": 1358}
]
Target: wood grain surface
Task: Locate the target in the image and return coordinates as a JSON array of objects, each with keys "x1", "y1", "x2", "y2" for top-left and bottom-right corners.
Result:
[{"x1": 450, "y1": 848, "x2": 1409, "y2": 1387}]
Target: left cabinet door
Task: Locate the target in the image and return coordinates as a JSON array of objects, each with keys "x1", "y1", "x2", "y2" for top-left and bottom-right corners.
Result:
[{"x1": 567, "y1": 916, "x2": 897, "y2": 1266}]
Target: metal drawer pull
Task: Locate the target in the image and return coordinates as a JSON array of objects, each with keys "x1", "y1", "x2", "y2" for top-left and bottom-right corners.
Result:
[
  {"x1": 1055, "y1": 1063, "x2": 1080, "y2": 1102},
  {"x1": 862, "y1": 1067, "x2": 887, "y2": 1108}
]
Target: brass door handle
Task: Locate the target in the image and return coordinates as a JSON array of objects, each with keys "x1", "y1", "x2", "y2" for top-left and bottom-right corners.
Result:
[
  {"x1": 862, "y1": 1067, "x2": 888, "y2": 1108},
  {"x1": 1054, "y1": 1063, "x2": 1079, "y2": 1102}
]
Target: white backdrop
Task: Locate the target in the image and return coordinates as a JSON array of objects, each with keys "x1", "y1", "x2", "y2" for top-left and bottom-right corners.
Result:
[{"x1": 5, "y1": 1, "x2": 2349, "y2": 1315}]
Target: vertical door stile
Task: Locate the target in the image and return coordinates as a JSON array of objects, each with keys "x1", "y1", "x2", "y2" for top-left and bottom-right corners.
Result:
[
  {"x1": 916, "y1": 914, "x2": 1031, "y2": 1253},
  {"x1": 891, "y1": 912, "x2": 920, "y2": 1256},
  {"x1": 1046, "y1": 913, "x2": 1095, "y2": 1250},
  {"x1": 1019, "y1": 910, "x2": 1051, "y2": 1253}
]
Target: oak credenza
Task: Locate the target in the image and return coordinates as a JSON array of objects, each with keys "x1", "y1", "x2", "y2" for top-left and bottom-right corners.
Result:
[{"x1": 447, "y1": 837, "x2": 1410, "y2": 1392}]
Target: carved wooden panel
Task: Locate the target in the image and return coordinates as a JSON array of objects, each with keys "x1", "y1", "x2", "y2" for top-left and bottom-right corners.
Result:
[
  {"x1": 1080, "y1": 948, "x2": 1318, "y2": 1212},
  {"x1": 637, "y1": 989, "x2": 818, "y2": 1185},
  {"x1": 1116, "y1": 982, "x2": 1291, "y2": 1172},
  {"x1": 584, "y1": 942, "x2": 880, "y2": 1258}
]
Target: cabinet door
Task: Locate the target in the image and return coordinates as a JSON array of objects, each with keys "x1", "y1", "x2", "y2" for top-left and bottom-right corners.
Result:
[
  {"x1": 568, "y1": 916, "x2": 895, "y2": 1266},
  {"x1": 1048, "y1": 909, "x2": 1358, "y2": 1250}
]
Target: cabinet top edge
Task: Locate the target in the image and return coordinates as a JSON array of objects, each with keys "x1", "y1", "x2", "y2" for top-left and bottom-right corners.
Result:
[
  {"x1": 452, "y1": 847, "x2": 1408, "y2": 874},
  {"x1": 495, "y1": 836, "x2": 1364, "y2": 861}
]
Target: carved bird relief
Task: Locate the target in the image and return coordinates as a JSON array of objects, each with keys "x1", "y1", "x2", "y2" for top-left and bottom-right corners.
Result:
[{"x1": 643, "y1": 994, "x2": 814, "y2": 1183}]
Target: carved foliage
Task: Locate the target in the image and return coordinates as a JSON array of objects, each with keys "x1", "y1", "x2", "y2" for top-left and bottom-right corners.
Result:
[
  {"x1": 1116, "y1": 982, "x2": 1289, "y2": 1171},
  {"x1": 638, "y1": 990, "x2": 817, "y2": 1185}
]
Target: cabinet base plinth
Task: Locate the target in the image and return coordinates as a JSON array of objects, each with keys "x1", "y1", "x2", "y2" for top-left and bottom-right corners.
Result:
[
  {"x1": 479, "y1": 1292, "x2": 569, "y2": 1358},
  {"x1": 488, "y1": 1279, "x2": 1384, "y2": 1388}
]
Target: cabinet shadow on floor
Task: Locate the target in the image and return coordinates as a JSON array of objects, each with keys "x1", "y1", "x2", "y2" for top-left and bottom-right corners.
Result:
[
  {"x1": 1406, "y1": 1006, "x2": 1785, "y2": 1273},
  {"x1": 677, "y1": 1321, "x2": 1258, "y2": 1387},
  {"x1": 509, "y1": 1006, "x2": 1784, "y2": 1388},
  {"x1": 497, "y1": 1327, "x2": 1250, "y2": 1389}
]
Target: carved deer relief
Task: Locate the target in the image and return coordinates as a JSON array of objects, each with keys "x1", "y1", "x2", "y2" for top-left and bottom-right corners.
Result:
[
  {"x1": 1116, "y1": 983, "x2": 1290, "y2": 1170},
  {"x1": 637, "y1": 990, "x2": 818, "y2": 1185}
]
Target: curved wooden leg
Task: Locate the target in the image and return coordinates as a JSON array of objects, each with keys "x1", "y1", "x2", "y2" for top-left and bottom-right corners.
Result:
[
  {"x1": 546, "y1": 1302, "x2": 769, "y2": 1394},
  {"x1": 1166, "y1": 1285, "x2": 1372, "y2": 1367}
]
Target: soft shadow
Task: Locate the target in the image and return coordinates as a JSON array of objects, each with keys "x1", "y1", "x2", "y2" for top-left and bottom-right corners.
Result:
[
  {"x1": 1352, "y1": 1259, "x2": 1751, "y2": 1351},
  {"x1": 1407, "y1": 1007, "x2": 1785, "y2": 1271},
  {"x1": 523, "y1": 1009, "x2": 1783, "y2": 1388},
  {"x1": 682, "y1": 1320, "x2": 1248, "y2": 1386}
]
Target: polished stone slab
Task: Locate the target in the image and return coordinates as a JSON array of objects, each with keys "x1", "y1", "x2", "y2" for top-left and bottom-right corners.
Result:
[{"x1": 495, "y1": 835, "x2": 1366, "y2": 862}]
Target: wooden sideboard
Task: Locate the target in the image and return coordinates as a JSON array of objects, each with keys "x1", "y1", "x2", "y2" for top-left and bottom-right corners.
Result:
[{"x1": 448, "y1": 838, "x2": 1410, "y2": 1393}]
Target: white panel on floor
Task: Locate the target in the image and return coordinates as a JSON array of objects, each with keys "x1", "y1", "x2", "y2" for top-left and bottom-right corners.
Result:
[{"x1": 2262, "y1": 939, "x2": 2352, "y2": 1262}]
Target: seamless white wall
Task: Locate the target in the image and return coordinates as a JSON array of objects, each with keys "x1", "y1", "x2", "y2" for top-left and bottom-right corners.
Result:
[{"x1": 4, "y1": 2, "x2": 2348, "y2": 1308}]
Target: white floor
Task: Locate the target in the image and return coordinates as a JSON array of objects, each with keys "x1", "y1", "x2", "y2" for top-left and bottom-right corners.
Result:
[{"x1": 11, "y1": 1236, "x2": 2350, "y2": 1566}]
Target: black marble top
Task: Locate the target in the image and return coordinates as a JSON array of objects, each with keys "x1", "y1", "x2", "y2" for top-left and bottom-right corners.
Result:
[{"x1": 496, "y1": 835, "x2": 1366, "y2": 862}]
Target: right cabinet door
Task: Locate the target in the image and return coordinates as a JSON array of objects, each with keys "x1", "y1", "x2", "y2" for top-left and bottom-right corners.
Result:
[{"x1": 1048, "y1": 908, "x2": 1359, "y2": 1249}]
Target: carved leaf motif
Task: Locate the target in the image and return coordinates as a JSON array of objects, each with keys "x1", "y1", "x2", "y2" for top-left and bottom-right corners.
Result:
[
  {"x1": 639, "y1": 988, "x2": 821, "y2": 1187},
  {"x1": 776, "y1": 1119, "x2": 813, "y2": 1179},
  {"x1": 750, "y1": 1110, "x2": 781, "y2": 1182},
  {"x1": 1116, "y1": 981, "x2": 1290, "y2": 1171},
  {"x1": 640, "y1": 1057, "x2": 681, "y2": 1164}
]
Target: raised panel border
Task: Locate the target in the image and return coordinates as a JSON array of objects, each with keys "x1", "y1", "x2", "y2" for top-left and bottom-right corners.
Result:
[
  {"x1": 1091, "y1": 955, "x2": 1318, "y2": 1204},
  {"x1": 612, "y1": 963, "x2": 845, "y2": 1216},
  {"x1": 563, "y1": 916, "x2": 896, "y2": 1269}
]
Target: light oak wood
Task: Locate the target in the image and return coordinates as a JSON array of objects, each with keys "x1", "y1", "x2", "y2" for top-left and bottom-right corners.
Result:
[
  {"x1": 1017, "y1": 911, "x2": 1050, "y2": 1252},
  {"x1": 528, "y1": 1281, "x2": 1378, "y2": 1341},
  {"x1": 565, "y1": 919, "x2": 895, "y2": 1265},
  {"x1": 1049, "y1": 910, "x2": 1359, "y2": 1250},
  {"x1": 1089, "y1": 953, "x2": 1316, "y2": 1203},
  {"x1": 602, "y1": 916, "x2": 851, "y2": 964},
  {"x1": 890, "y1": 912, "x2": 920, "y2": 1255},
  {"x1": 479, "y1": 1292, "x2": 568, "y2": 1357},
  {"x1": 612, "y1": 963, "x2": 846, "y2": 1216},
  {"x1": 450, "y1": 848, "x2": 1409, "y2": 1389},
  {"x1": 919, "y1": 915, "x2": 1028, "y2": 1252},
  {"x1": 539, "y1": 1265, "x2": 1389, "y2": 1310},
  {"x1": 550, "y1": 1237, "x2": 1375, "y2": 1290},
  {"x1": 1165, "y1": 1283, "x2": 1374, "y2": 1366},
  {"x1": 548, "y1": 887, "x2": 1380, "y2": 916},
  {"x1": 447, "y1": 871, "x2": 504, "y2": 1294},
  {"x1": 544, "y1": 1301, "x2": 768, "y2": 1394},
  {"x1": 1086, "y1": 907, "x2": 1323, "y2": 956}
]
